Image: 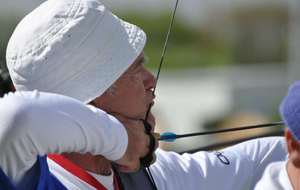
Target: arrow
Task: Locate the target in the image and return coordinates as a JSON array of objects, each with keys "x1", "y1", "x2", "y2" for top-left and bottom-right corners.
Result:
[{"x1": 158, "y1": 121, "x2": 284, "y2": 142}]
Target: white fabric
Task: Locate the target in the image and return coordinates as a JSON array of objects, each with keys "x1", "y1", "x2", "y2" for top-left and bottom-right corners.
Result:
[
  {"x1": 6, "y1": 0, "x2": 146, "y2": 103},
  {"x1": 88, "y1": 170, "x2": 114, "y2": 190},
  {"x1": 150, "y1": 137, "x2": 287, "y2": 190},
  {"x1": 47, "y1": 158, "x2": 114, "y2": 190},
  {"x1": 0, "y1": 91, "x2": 128, "y2": 182},
  {"x1": 47, "y1": 158, "x2": 98, "y2": 190},
  {"x1": 0, "y1": 91, "x2": 288, "y2": 189},
  {"x1": 254, "y1": 161, "x2": 293, "y2": 190},
  {"x1": 47, "y1": 137, "x2": 287, "y2": 190}
]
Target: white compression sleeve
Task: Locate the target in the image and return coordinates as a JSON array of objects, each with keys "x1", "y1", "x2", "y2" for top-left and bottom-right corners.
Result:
[{"x1": 0, "y1": 91, "x2": 128, "y2": 182}]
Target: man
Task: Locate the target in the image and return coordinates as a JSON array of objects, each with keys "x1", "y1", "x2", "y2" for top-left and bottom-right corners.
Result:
[
  {"x1": 2, "y1": 0, "x2": 287, "y2": 189},
  {"x1": 255, "y1": 81, "x2": 300, "y2": 190}
]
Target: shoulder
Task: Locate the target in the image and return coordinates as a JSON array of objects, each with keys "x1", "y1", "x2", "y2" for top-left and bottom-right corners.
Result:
[
  {"x1": 254, "y1": 161, "x2": 291, "y2": 190},
  {"x1": 153, "y1": 147, "x2": 250, "y2": 170},
  {"x1": 150, "y1": 148, "x2": 254, "y2": 190},
  {"x1": 264, "y1": 161, "x2": 285, "y2": 179}
]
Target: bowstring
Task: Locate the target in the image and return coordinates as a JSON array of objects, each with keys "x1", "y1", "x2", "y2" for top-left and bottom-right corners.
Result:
[
  {"x1": 145, "y1": 0, "x2": 180, "y2": 120},
  {"x1": 144, "y1": 0, "x2": 180, "y2": 189},
  {"x1": 153, "y1": 0, "x2": 180, "y2": 95}
]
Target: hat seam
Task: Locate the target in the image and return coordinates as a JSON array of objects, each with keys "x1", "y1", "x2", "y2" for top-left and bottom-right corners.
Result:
[
  {"x1": 33, "y1": 0, "x2": 81, "y2": 57},
  {"x1": 48, "y1": 26, "x2": 146, "y2": 103},
  {"x1": 39, "y1": 6, "x2": 108, "y2": 87},
  {"x1": 7, "y1": 0, "x2": 147, "y2": 104},
  {"x1": 10, "y1": 17, "x2": 141, "y2": 95},
  {"x1": 31, "y1": 13, "x2": 124, "y2": 92},
  {"x1": 7, "y1": 0, "x2": 79, "y2": 61},
  {"x1": 9, "y1": 1, "x2": 107, "y2": 85},
  {"x1": 82, "y1": 30, "x2": 146, "y2": 103}
]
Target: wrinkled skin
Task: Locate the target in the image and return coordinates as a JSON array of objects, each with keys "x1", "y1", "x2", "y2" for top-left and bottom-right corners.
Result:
[
  {"x1": 94, "y1": 52, "x2": 156, "y2": 121},
  {"x1": 65, "y1": 52, "x2": 158, "y2": 174}
]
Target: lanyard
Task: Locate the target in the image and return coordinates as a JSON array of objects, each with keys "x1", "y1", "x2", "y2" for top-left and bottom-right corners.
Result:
[{"x1": 48, "y1": 154, "x2": 120, "y2": 190}]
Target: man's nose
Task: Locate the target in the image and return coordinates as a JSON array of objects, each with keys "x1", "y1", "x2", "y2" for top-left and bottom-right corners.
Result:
[{"x1": 143, "y1": 68, "x2": 156, "y2": 92}]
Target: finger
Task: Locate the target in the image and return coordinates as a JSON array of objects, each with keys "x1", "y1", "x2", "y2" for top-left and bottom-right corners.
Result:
[
  {"x1": 153, "y1": 132, "x2": 160, "y2": 140},
  {"x1": 140, "y1": 131, "x2": 157, "y2": 167},
  {"x1": 141, "y1": 146, "x2": 150, "y2": 158},
  {"x1": 146, "y1": 112, "x2": 156, "y2": 132},
  {"x1": 140, "y1": 133, "x2": 150, "y2": 157},
  {"x1": 152, "y1": 132, "x2": 160, "y2": 150}
]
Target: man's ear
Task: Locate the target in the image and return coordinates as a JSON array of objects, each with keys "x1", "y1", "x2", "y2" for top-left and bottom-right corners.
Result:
[{"x1": 285, "y1": 128, "x2": 300, "y2": 168}]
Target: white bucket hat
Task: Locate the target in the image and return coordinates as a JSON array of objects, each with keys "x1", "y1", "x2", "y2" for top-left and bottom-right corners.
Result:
[{"x1": 6, "y1": 0, "x2": 146, "y2": 103}]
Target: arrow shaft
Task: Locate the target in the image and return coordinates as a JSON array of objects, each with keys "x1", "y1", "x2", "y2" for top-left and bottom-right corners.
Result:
[{"x1": 159, "y1": 121, "x2": 284, "y2": 141}]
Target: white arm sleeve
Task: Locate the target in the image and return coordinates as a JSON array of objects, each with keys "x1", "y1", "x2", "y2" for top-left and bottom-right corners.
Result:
[
  {"x1": 150, "y1": 137, "x2": 287, "y2": 190},
  {"x1": 0, "y1": 91, "x2": 128, "y2": 182}
]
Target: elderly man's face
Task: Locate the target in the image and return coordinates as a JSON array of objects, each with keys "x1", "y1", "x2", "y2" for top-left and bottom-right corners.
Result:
[{"x1": 93, "y1": 52, "x2": 156, "y2": 120}]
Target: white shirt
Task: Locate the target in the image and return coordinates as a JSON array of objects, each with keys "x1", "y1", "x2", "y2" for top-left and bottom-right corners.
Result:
[
  {"x1": 0, "y1": 91, "x2": 128, "y2": 183},
  {"x1": 47, "y1": 158, "x2": 114, "y2": 190},
  {"x1": 0, "y1": 91, "x2": 288, "y2": 190},
  {"x1": 150, "y1": 137, "x2": 287, "y2": 190},
  {"x1": 254, "y1": 161, "x2": 293, "y2": 190}
]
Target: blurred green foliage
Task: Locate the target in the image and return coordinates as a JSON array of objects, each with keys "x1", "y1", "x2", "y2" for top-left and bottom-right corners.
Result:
[
  {"x1": 122, "y1": 13, "x2": 233, "y2": 70},
  {"x1": 0, "y1": 14, "x2": 233, "y2": 72},
  {"x1": 0, "y1": 10, "x2": 288, "y2": 71}
]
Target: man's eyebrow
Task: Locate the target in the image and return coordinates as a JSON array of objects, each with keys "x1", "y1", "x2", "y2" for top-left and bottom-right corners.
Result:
[{"x1": 129, "y1": 55, "x2": 148, "y2": 72}]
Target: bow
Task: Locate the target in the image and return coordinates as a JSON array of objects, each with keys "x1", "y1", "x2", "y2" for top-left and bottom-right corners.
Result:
[
  {"x1": 141, "y1": 1, "x2": 284, "y2": 188},
  {"x1": 140, "y1": 2, "x2": 181, "y2": 189},
  {"x1": 147, "y1": 0, "x2": 284, "y2": 144}
]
